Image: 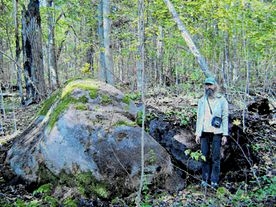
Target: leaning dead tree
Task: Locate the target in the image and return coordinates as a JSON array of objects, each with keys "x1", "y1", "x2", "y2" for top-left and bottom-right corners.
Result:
[
  {"x1": 22, "y1": 0, "x2": 46, "y2": 104},
  {"x1": 163, "y1": 0, "x2": 213, "y2": 78}
]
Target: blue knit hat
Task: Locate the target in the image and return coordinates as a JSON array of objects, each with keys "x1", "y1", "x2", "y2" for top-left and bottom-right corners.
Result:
[{"x1": 204, "y1": 77, "x2": 216, "y2": 85}]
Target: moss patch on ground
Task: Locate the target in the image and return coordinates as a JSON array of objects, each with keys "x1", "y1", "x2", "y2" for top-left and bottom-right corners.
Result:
[{"x1": 58, "y1": 171, "x2": 109, "y2": 199}]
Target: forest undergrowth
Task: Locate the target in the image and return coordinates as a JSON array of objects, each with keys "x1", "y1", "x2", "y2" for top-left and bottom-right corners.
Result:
[{"x1": 0, "y1": 86, "x2": 275, "y2": 207}]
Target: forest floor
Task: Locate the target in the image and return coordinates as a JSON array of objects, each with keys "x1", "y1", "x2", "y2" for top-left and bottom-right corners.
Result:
[{"x1": 0, "y1": 91, "x2": 275, "y2": 206}]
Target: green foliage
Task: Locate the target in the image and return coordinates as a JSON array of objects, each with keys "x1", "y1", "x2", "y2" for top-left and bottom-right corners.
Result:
[
  {"x1": 33, "y1": 183, "x2": 52, "y2": 196},
  {"x1": 62, "y1": 198, "x2": 77, "y2": 207},
  {"x1": 122, "y1": 92, "x2": 141, "y2": 104},
  {"x1": 248, "y1": 176, "x2": 276, "y2": 202},
  {"x1": 166, "y1": 107, "x2": 196, "y2": 126},
  {"x1": 89, "y1": 89, "x2": 98, "y2": 99},
  {"x1": 113, "y1": 120, "x2": 136, "y2": 127},
  {"x1": 80, "y1": 63, "x2": 92, "y2": 74},
  {"x1": 185, "y1": 149, "x2": 206, "y2": 161},
  {"x1": 193, "y1": 177, "x2": 276, "y2": 206},
  {"x1": 100, "y1": 94, "x2": 112, "y2": 105},
  {"x1": 15, "y1": 199, "x2": 28, "y2": 207},
  {"x1": 136, "y1": 111, "x2": 157, "y2": 126},
  {"x1": 74, "y1": 103, "x2": 88, "y2": 110},
  {"x1": 13, "y1": 198, "x2": 40, "y2": 207},
  {"x1": 140, "y1": 175, "x2": 152, "y2": 207},
  {"x1": 43, "y1": 196, "x2": 59, "y2": 207},
  {"x1": 147, "y1": 149, "x2": 157, "y2": 165},
  {"x1": 76, "y1": 172, "x2": 109, "y2": 198},
  {"x1": 77, "y1": 95, "x2": 88, "y2": 104}
]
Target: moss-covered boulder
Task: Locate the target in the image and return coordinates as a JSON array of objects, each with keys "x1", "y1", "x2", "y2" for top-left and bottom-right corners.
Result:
[{"x1": 3, "y1": 79, "x2": 184, "y2": 199}]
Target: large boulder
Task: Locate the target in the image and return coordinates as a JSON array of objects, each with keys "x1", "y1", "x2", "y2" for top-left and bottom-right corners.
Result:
[{"x1": 3, "y1": 79, "x2": 184, "y2": 199}]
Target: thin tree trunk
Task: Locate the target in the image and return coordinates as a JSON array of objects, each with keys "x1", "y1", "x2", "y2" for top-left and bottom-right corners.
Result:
[
  {"x1": 157, "y1": 26, "x2": 164, "y2": 85},
  {"x1": 98, "y1": 0, "x2": 106, "y2": 81},
  {"x1": 103, "y1": 0, "x2": 114, "y2": 84},
  {"x1": 56, "y1": 30, "x2": 68, "y2": 62},
  {"x1": 232, "y1": 20, "x2": 238, "y2": 84},
  {"x1": 136, "y1": 0, "x2": 145, "y2": 205},
  {"x1": 0, "y1": 86, "x2": 5, "y2": 135},
  {"x1": 86, "y1": 27, "x2": 95, "y2": 76},
  {"x1": 242, "y1": 13, "x2": 249, "y2": 133},
  {"x1": 0, "y1": 87, "x2": 6, "y2": 120},
  {"x1": 47, "y1": 0, "x2": 59, "y2": 91},
  {"x1": 13, "y1": 0, "x2": 23, "y2": 102},
  {"x1": 163, "y1": 0, "x2": 212, "y2": 78},
  {"x1": 222, "y1": 31, "x2": 229, "y2": 89},
  {"x1": 0, "y1": 2, "x2": 4, "y2": 79},
  {"x1": 0, "y1": 39, "x2": 3, "y2": 79},
  {"x1": 136, "y1": 0, "x2": 144, "y2": 91},
  {"x1": 73, "y1": 36, "x2": 78, "y2": 76}
]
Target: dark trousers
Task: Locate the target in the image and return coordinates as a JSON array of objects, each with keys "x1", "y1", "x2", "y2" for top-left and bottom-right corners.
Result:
[{"x1": 200, "y1": 132, "x2": 222, "y2": 183}]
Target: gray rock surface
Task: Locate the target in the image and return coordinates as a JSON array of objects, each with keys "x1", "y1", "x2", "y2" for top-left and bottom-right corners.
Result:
[{"x1": 4, "y1": 79, "x2": 184, "y2": 198}]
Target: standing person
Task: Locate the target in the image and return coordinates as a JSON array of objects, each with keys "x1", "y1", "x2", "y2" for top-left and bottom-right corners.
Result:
[{"x1": 195, "y1": 77, "x2": 228, "y2": 188}]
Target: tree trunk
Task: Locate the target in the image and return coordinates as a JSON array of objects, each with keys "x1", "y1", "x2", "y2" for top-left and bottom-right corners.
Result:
[
  {"x1": 222, "y1": 31, "x2": 229, "y2": 89},
  {"x1": 47, "y1": 0, "x2": 59, "y2": 91},
  {"x1": 136, "y1": 0, "x2": 145, "y2": 91},
  {"x1": 98, "y1": 0, "x2": 106, "y2": 82},
  {"x1": 103, "y1": 0, "x2": 114, "y2": 85},
  {"x1": 157, "y1": 26, "x2": 164, "y2": 85},
  {"x1": 163, "y1": 0, "x2": 212, "y2": 78},
  {"x1": 86, "y1": 27, "x2": 95, "y2": 76},
  {"x1": 137, "y1": 0, "x2": 145, "y2": 205},
  {"x1": 0, "y1": 39, "x2": 3, "y2": 80},
  {"x1": 13, "y1": 0, "x2": 24, "y2": 102},
  {"x1": 22, "y1": 0, "x2": 46, "y2": 104}
]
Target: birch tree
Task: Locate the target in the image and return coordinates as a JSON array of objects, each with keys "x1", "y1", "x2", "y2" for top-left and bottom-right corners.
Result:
[
  {"x1": 13, "y1": 0, "x2": 23, "y2": 101},
  {"x1": 47, "y1": 0, "x2": 59, "y2": 91},
  {"x1": 98, "y1": 0, "x2": 106, "y2": 81},
  {"x1": 136, "y1": 0, "x2": 145, "y2": 205},
  {"x1": 98, "y1": 0, "x2": 114, "y2": 84},
  {"x1": 163, "y1": 0, "x2": 213, "y2": 78},
  {"x1": 0, "y1": 39, "x2": 3, "y2": 80},
  {"x1": 103, "y1": 0, "x2": 114, "y2": 84},
  {"x1": 156, "y1": 26, "x2": 164, "y2": 85}
]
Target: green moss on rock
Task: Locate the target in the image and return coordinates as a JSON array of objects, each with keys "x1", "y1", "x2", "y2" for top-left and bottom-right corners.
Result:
[
  {"x1": 48, "y1": 94, "x2": 74, "y2": 129},
  {"x1": 100, "y1": 94, "x2": 112, "y2": 105},
  {"x1": 78, "y1": 95, "x2": 88, "y2": 103},
  {"x1": 114, "y1": 120, "x2": 136, "y2": 127},
  {"x1": 37, "y1": 90, "x2": 61, "y2": 116},
  {"x1": 122, "y1": 95, "x2": 131, "y2": 105},
  {"x1": 74, "y1": 103, "x2": 88, "y2": 111},
  {"x1": 89, "y1": 89, "x2": 98, "y2": 99},
  {"x1": 61, "y1": 79, "x2": 99, "y2": 99},
  {"x1": 46, "y1": 79, "x2": 100, "y2": 129}
]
